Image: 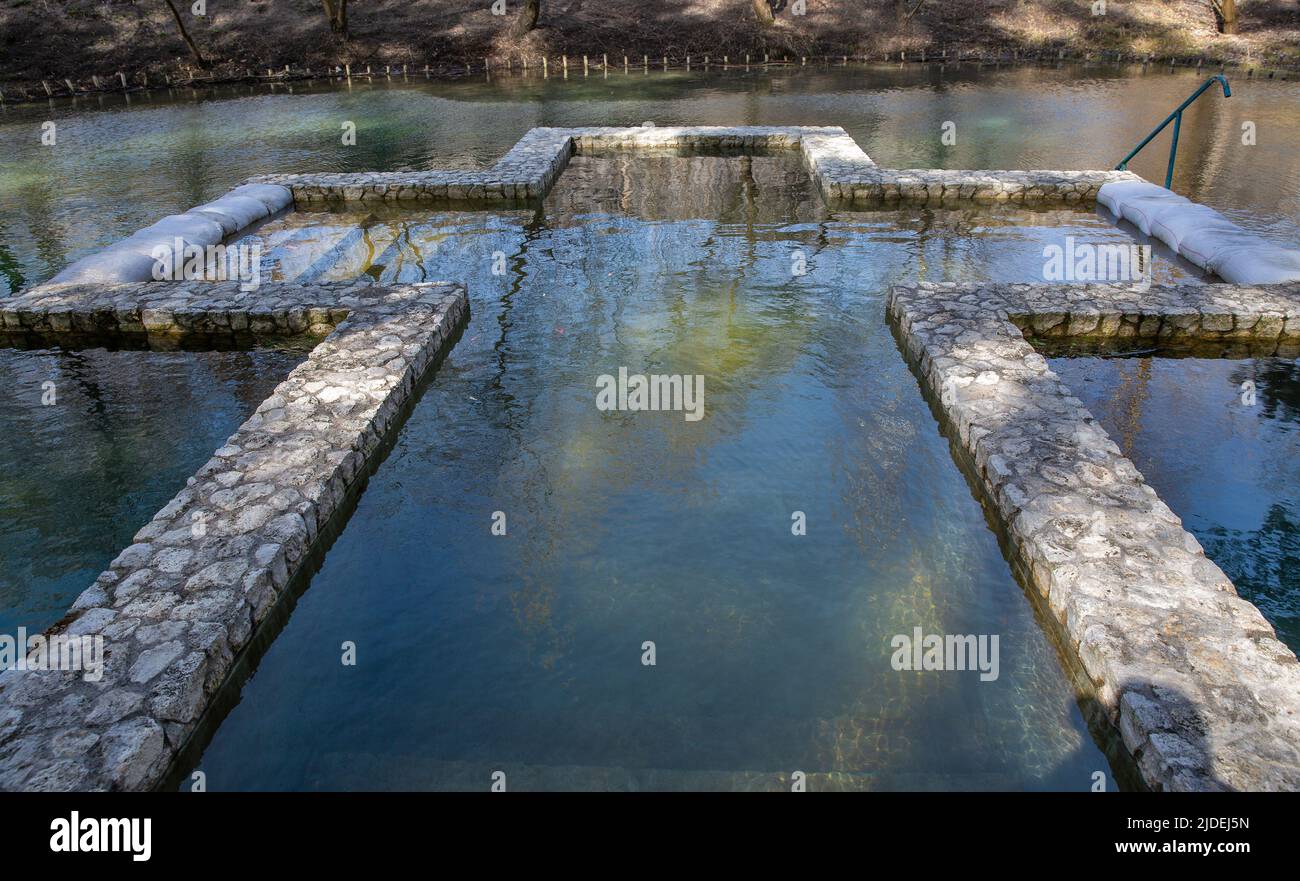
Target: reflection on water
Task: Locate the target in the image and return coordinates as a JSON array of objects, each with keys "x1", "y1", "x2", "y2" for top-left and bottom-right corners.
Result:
[
  {"x1": 1, "y1": 63, "x2": 1297, "y2": 296},
  {"x1": 183, "y1": 156, "x2": 1142, "y2": 790},
  {"x1": 0, "y1": 346, "x2": 309, "y2": 635},
  {"x1": 1051, "y1": 355, "x2": 1300, "y2": 651}
]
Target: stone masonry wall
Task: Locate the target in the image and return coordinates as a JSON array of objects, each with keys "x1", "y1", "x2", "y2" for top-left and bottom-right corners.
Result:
[
  {"x1": 249, "y1": 125, "x2": 1139, "y2": 207},
  {"x1": 887, "y1": 280, "x2": 1300, "y2": 791},
  {"x1": 0, "y1": 280, "x2": 468, "y2": 790}
]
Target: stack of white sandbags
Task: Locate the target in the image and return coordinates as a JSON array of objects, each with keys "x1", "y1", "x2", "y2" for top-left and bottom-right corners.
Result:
[
  {"x1": 1097, "y1": 180, "x2": 1300, "y2": 284},
  {"x1": 46, "y1": 184, "x2": 293, "y2": 286}
]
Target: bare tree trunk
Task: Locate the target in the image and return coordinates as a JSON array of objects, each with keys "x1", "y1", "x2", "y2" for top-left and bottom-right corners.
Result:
[
  {"x1": 1220, "y1": 0, "x2": 1238, "y2": 34},
  {"x1": 513, "y1": 0, "x2": 540, "y2": 35},
  {"x1": 322, "y1": 0, "x2": 349, "y2": 36},
  {"x1": 752, "y1": 0, "x2": 776, "y2": 26},
  {"x1": 896, "y1": 0, "x2": 926, "y2": 21},
  {"x1": 163, "y1": 0, "x2": 209, "y2": 69}
]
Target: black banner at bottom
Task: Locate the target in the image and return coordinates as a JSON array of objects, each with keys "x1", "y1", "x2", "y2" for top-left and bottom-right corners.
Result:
[{"x1": 1, "y1": 791, "x2": 1280, "y2": 866}]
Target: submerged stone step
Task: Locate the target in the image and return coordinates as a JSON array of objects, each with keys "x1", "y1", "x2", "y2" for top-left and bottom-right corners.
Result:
[
  {"x1": 300, "y1": 753, "x2": 1018, "y2": 792},
  {"x1": 256, "y1": 222, "x2": 369, "y2": 284}
]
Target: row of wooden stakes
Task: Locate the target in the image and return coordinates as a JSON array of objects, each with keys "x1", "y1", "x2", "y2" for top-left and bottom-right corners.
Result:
[{"x1": 2, "y1": 49, "x2": 1288, "y2": 104}]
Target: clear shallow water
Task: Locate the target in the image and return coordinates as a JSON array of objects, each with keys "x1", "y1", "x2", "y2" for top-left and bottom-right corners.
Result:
[
  {"x1": 180, "y1": 156, "x2": 1163, "y2": 791},
  {"x1": 1051, "y1": 355, "x2": 1300, "y2": 651},
  {"x1": 2, "y1": 63, "x2": 1298, "y2": 296},
  {"x1": 0, "y1": 345, "x2": 308, "y2": 635}
]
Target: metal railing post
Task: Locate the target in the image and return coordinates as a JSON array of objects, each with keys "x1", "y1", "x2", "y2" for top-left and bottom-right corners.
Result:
[
  {"x1": 1165, "y1": 111, "x2": 1182, "y2": 189},
  {"x1": 1115, "y1": 75, "x2": 1230, "y2": 191}
]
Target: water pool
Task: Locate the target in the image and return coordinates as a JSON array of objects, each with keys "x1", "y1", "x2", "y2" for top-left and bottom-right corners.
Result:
[
  {"x1": 162, "y1": 154, "x2": 1200, "y2": 790},
  {"x1": 3, "y1": 64, "x2": 1298, "y2": 297},
  {"x1": 1, "y1": 63, "x2": 1295, "y2": 791}
]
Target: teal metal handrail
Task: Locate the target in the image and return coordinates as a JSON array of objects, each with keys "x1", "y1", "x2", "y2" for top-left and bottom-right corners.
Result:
[{"x1": 1115, "y1": 75, "x2": 1231, "y2": 189}]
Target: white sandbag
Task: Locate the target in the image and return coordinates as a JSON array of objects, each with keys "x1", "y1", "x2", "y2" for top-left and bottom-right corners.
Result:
[
  {"x1": 139, "y1": 214, "x2": 226, "y2": 247},
  {"x1": 1147, "y1": 202, "x2": 1236, "y2": 252},
  {"x1": 1211, "y1": 245, "x2": 1300, "y2": 284},
  {"x1": 189, "y1": 206, "x2": 244, "y2": 236},
  {"x1": 189, "y1": 195, "x2": 270, "y2": 232},
  {"x1": 1096, "y1": 179, "x2": 1164, "y2": 215},
  {"x1": 228, "y1": 183, "x2": 293, "y2": 215},
  {"x1": 113, "y1": 230, "x2": 211, "y2": 261},
  {"x1": 1118, "y1": 192, "x2": 1190, "y2": 235},
  {"x1": 1177, "y1": 225, "x2": 1265, "y2": 272},
  {"x1": 46, "y1": 244, "x2": 161, "y2": 285}
]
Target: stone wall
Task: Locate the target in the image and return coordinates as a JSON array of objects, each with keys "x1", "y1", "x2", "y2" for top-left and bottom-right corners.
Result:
[
  {"x1": 887, "y1": 280, "x2": 1300, "y2": 791},
  {"x1": 0, "y1": 280, "x2": 468, "y2": 790},
  {"x1": 250, "y1": 125, "x2": 1140, "y2": 207}
]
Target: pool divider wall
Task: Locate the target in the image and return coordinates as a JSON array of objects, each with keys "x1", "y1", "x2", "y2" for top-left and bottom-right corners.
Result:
[
  {"x1": 887, "y1": 280, "x2": 1300, "y2": 791},
  {"x1": 245, "y1": 125, "x2": 1141, "y2": 207},
  {"x1": 22, "y1": 126, "x2": 1154, "y2": 293},
  {"x1": 0, "y1": 280, "x2": 468, "y2": 790}
]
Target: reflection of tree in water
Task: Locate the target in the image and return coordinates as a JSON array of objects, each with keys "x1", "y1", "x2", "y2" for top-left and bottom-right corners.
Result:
[
  {"x1": 1200, "y1": 503, "x2": 1300, "y2": 649},
  {"x1": 0, "y1": 212, "x2": 28, "y2": 295},
  {"x1": 1232, "y1": 358, "x2": 1300, "y2": 424},
  {"x1": 478, "y1": 156, "x2": 835, "y2": 678},
  {"x1": 1108, "y1": 358, "x2": 1153, "y2": 457},
  {"x1": 0, "y1": 346, "x2": 301, "y2": 631}
]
